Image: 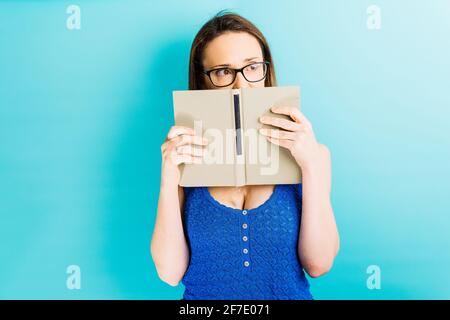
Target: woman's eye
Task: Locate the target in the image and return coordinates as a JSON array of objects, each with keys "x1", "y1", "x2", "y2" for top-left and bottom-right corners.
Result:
[
  {"x1": 249, "y1": 64, "x2": 261, "y2": 71},
  {"x1": 213, "y1": 69, "x2": 231, "y2": 77}
]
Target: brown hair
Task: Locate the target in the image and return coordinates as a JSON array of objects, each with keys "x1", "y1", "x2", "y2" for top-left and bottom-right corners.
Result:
[{"x1": 188, "y1": 11, "x2": 277, "y2": 90}]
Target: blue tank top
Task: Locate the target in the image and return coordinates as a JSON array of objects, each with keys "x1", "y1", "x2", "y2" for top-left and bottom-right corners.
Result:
[{"x1": 181, "y1": 183, "x2": 313, "y2": 300}]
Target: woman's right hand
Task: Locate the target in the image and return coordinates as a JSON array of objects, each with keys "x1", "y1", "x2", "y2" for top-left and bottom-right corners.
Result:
[{"x1": 160, "y1": 125, "x2": 209, "y2": 186}]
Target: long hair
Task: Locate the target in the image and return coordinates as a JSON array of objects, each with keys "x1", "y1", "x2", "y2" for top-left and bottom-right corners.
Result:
[{"x1": 188, "y1": 11, "x2": 277, "y2": 90}]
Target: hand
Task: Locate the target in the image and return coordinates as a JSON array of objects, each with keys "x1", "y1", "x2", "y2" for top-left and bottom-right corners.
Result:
[
  {"x1": 160, "y1": 125, "x2": 208, "y2": 185},
  {"x1": 258, "y1": 106, "x2": 327, "y2": 171}
]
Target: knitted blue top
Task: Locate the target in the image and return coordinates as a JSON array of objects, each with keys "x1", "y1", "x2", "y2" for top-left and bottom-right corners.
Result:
[{"x1": 181, "y1": 183, "x2": 313, "y2": 300}]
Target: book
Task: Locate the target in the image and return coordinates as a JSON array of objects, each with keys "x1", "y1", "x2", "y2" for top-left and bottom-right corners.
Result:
[{"x1": 172, "y1": 86, "x2": 302, "y2": 187}]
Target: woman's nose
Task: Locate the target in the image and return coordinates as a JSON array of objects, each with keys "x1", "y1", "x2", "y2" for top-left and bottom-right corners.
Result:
[{"x1": 232, "y1": 72, "x2": 250, "y2": 89}]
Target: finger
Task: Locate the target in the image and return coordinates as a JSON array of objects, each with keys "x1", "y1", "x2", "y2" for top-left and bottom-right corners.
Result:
[
  {"x1": 174, "y1": 154, "x2": 203, "y2": 165},
  {"x1": 167, "y1": 126, "x2": 195, "y2": 140},
  {"x1": 266, "y1": 136, "x2": 293, "y2": 149},
  {"x1": 259, "y1": 128, "x2": 296, "y2": 140},
  {"x1": 169, "y1": 149, "x2": 203, "y2": 165},
  {"x1": 176, "y1": 144, "x2": 206, "y2": 157},
  {"x1": 174, "y1": 134, "x2": 209, "y2": 147},
  {"x1": 270, "y1": 106, "x2": 312, "y2": 128},
  {"x1": 259, "y1": 116, "x2": 303, "y2": 131}
]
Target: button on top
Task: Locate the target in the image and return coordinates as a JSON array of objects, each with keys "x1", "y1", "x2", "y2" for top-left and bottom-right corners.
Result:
[
  {"x1": 242, "y1": 210, "x2": 248, "y2": 215},
  {"x1": 242, "y1": 223, "x2": 248, "y2": 229}
]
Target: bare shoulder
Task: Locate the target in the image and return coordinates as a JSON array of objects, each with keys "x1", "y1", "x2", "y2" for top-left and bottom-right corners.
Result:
[{"x1": 318, "y1": 143, "x2": 331, "y2": 158}]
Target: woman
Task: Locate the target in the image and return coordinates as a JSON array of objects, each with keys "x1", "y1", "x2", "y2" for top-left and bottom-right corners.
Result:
[{"x1": 151, "y1": 11, "x2": 339, "y2": 300}]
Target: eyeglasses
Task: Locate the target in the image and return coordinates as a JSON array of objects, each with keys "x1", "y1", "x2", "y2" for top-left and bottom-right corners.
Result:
[{"x1": 203, "y1": 61, "x2": 270, "y2": 88}]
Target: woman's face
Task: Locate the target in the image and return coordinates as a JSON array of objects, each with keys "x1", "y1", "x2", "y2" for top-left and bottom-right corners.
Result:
[{"x1": 202, "y1": 32, "x2": 265, "y2": 90}]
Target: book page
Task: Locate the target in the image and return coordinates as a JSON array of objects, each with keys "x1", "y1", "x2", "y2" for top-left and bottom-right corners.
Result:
[
  {"x1": 173, "y1": 89, "x2": 238, "y2": 186},
  {"x1": 241, "y1": 86, "x2": 302, "y2": 185}
]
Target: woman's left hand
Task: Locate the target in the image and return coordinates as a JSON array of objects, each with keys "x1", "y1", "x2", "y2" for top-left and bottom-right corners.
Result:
[{"x1": 258, "y1": 106, "x2": 327, "y2": 171}]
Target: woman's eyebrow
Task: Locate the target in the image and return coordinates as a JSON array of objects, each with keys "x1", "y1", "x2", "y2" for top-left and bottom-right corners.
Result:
[
  {"x1": 244, "y1": 56, "x2": 261, "y2": 62},
  {"x1": 209, "y1": 57, "x2": 262, "y2": 69}
]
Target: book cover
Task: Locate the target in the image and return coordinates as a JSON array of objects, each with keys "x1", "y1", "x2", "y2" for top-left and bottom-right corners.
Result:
[{"x1": 172, "y1": 86, "x2": 302, "y2": 186}]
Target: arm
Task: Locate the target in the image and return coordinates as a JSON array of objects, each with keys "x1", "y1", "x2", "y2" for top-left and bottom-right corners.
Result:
[
  {"x1": 259, "y1": 106, "x2": 340, "y2": 278},
  {"x1": 151, "y1": 180, "x2": 189, "y2": 286},
  {"x1": 150, "y1": 126, "x2": 208, "y2": 286},
  {"x1": 297, "y1": 145, "x2": 339, "y2": 277}
]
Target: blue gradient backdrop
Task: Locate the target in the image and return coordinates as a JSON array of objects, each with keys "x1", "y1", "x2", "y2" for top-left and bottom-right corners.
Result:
[{"x1": 1, "y1": 0, "x2": 449, "y2": 299}]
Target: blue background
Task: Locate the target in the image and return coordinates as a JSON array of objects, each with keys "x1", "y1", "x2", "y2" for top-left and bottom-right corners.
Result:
[{"x1": 1, "y1": 0, "x2": 449, "y2": 299}]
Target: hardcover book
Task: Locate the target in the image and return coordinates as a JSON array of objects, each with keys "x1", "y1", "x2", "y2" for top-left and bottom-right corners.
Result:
[{"x1": 172, "y1": 86, "x2": 302, "y2": 186}]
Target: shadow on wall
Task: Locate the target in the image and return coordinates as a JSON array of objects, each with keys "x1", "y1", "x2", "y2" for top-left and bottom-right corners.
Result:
[{"x1": 101, "y1": 35, "x2": 191, "y2": 299}]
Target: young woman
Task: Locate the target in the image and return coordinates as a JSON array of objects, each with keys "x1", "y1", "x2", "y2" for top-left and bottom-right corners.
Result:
[{"x1": 151, "y1": 12, "x2": 339, "y2": 300}]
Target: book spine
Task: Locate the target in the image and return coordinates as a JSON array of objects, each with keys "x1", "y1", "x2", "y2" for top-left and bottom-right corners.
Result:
[{"x1": 233, "y1": 90, "x2": 246, "y2": 186}]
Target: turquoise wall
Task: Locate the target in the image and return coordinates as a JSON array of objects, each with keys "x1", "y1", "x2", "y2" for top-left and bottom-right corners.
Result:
[{"x1": 1, "y1": 0, "x2": 449, "y2": 299}]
